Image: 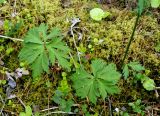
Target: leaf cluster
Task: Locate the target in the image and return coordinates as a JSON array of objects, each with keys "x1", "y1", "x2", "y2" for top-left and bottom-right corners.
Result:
[
  {"x1": 123, "y1": 62, "x2": 155, "y2": 91},
  {"x1": 52, "y1": 90, "x2": 74, "y2": 112},
  {"x1": 19, "y1": 24, "x2": 70, "y2": 77},
  {"x1": 19, "y1": 105, "x2": 32, "y2": 116},
  {"x1": 71, "y1": 59, "x2": 121, "y2": 104},
  {"x1": 122, "y1": 62, "x2": 145, "y2": 79},
  {"x1": 128, "y1": 99, "x2": 145, "y2": 116}
]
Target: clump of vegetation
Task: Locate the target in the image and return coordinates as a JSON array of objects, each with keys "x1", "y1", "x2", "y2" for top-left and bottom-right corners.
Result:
[
  {"x1": 90, "y1": 8, "x2": 110, "y2": 21},
  {"x1": 72, "y1": 59, "x2": 121, "y2": 104},
  {"x1": 0, "y1": 0, "x2": 160, "y2": 115},
  {"x1": 19, "y1": 24, "x2": 70, "y2": 77}
]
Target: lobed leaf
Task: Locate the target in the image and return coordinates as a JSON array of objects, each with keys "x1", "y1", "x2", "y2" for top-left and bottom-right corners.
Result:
[
  {"x1": 19, "y1": 24, "x2": 70, "y2": 77},
  {"x1": 71, "y1": 59, "x2": 121, "y2": 104}
]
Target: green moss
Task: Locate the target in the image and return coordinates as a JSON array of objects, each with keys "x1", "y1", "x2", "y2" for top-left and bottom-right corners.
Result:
[{"x1": 0, "y1": 0, "x2": 160, "y2": 115}]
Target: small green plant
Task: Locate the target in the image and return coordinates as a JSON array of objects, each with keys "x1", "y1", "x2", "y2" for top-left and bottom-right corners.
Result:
[
  {"x1": 135, "y1": 73, "x2": 156, "y2": 91},
  {"x1": 81, "y1": 104, "x2": 90, "y2": 116},
  {"x1": 19, "y1": 105, "x2": 32, "y2": 116},
  {"x1": 0, "y1": 80, "x2": 6, "y2": 85},
  {"x1": 155, "y1": 42, "x2": 160, "y2": 52},
  {"x1": 52, "y1": 72, "x2": 73, "y2": 112},
  {"x1": 90, "y1": 8, "x2": 110, "y2": 21},
  {"x1": 151, "y1": 0, "x2": 160, "y2": 8},
  {"x1": 128, "y1": 99, "x2": 145, "y2": 116},
  {"x1": 121, "y1": 0, "x2": 159, "y2": 66},
  {"x1": 0, "y1": 0, "x2": 6, "y2": 4},
  {"x1": 52, "y1": 90, "x2": 74, "y2": 112},
  {"x1": 19, "y1": 24, "x2": 71, "y2": 77},
  {"x1": 122, "y1": 62, "x2": 145, "y2": 79},
  {"x1": 3, "y1": 20, "x2": 23, "y2": 36},
  {"x1": 71, "y1": 59, "x2": 121, "y2": 104},
  {"x1": 121, "y1": 0, "x2": 143, "y2": 66},
  {"x1": 58, "y1": 72, "x2": 71, "y2": 94},
  {"x1": 122, "y1": 62, "x2": 156, "y2": 91}
]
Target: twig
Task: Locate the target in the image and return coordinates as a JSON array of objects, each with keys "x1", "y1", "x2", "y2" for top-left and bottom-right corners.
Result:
[
  {"x1": 17, "y1": 97, "x2": 34, "y2": 116},
  {"x1": 40, "y1": 106, "x2": 59, "y2": 112},
  {"x1": 108, "y1": 97, "x2": 112, "y2": 116},
  {"x1": 0, "y1": 35, "x2": 24, "y2": 42},
  {"x1": 2, "y1": 109, "x2": 17, "y2": 115},
  {"x1": 40, "y1": 104, "x2": 79, "y2": 112},
  {"x1": 13, "y1": 0, "x2": 17, "y2": 13},
  {"x1": 0, "y1": 95, "x2": 6, "y2": 115},
  {"x1": 45, "y1": 111, "x2": 76, "y2": 115},
  {"x1": 155, "y1": 89, "x2": 159, "y2": 98},
  {"x1": 153, "y1": 108, "x2": 160, "y2": 111},
  {"x1": 0, "y1": 94, "x2": 5, "y2": 104},
  {"x1": 155, "y1": 87, "x2": 160, "y2": 90},
  {"x1": 17, "y1": 97, "x2": 26, "y2": 108},
  {"x1": 47, "y1": 89, "x2": 50, "y2": 114},
  {"x1": 70, "y1": 18, "x2": 82, "y2": 65}
]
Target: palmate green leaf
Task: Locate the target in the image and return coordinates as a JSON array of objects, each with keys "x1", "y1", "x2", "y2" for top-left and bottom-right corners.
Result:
[
  {"x1": 19, "y1": 24, "x2": 70, "y2": 77},
  {"x1": 71, "y1": 59, "x2": 121, "y2": 104},
  {"x1": 46, "y1": 27, "x2": 61, "y2": 40},
  {"x1": 30, "y1": 51, "x2": 49, "y2": 77},
  {"x1": 142, "y1": 78, "x2": 155, "y2": 91},
  {"x1": 128, "y1": 62, "x2": 145, "y2": 72}
]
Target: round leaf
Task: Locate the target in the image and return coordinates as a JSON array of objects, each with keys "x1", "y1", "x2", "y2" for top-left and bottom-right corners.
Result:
[
  {"x1": 143, "y1": 78, "x2": 155, "y2": 91},
  {"x1": 90, "y1": 8, "x2": 105, "y2": 21},
  {"x1": 151, "y1": 0, "x2": 160, "y2": 8}
]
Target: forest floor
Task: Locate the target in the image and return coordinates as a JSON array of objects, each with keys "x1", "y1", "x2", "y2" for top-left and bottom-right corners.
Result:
[{"x1": 0, "y1": 0, "x2": 160, "y2": 116}]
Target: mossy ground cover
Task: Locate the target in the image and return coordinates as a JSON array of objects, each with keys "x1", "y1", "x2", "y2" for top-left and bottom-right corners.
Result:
[{"x1": 0, "y1": 0, "x2": 160, "y2": 115}]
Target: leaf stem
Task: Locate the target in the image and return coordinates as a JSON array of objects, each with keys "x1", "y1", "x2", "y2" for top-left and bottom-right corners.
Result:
[{"x1": 121, "y1": 14, "x2": 140, "y2": 68}]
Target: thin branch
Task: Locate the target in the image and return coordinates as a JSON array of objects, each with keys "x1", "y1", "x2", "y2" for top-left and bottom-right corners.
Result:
[
  {"x1": 155, "y1": 87, "x2": 160, "y2": 90},
  {"x1": 155, "y1": 89, "x2": 159, "y2": 98},
  {"x1": 0, "y1": 95, "x2": 6, "y2": 115},
  {"x1": 153, "y1": 108, "x2": 160, "y2": 111},
  {"x1": 70, "y1": 18, "x2": 82, "y2": 65},
  {"x1": 45, "y1": 111, "x2": 76, "y2": 115},
  {"x1": 0, "y1": 35, "x2": 24, "y2": 42},
  {"x1": 108, "y1": 97, "x2": 112, "y2": 116},
  {"x1": 17, "y1": 97, "x2": 26, "y2": 108},
  {"x1": 17, "y1": 96, "x2": 34, "y2": 116},
  {"x1": 40, "y1": 104, "x2": 79, "y2": 112},
  {"x1": 40, "y1": 106, "x2": 59, "y2": 112}
]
